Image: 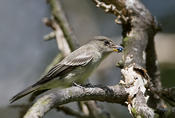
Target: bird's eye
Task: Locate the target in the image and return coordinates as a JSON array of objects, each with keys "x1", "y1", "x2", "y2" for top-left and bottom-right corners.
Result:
[{"x1": 104, "y1": 40, "x2": 110, "y2": 46}]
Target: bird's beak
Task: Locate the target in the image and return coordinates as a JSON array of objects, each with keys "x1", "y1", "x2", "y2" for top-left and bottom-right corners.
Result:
[
  {"x1": 113, "y1": 48, "x2": 119, "y2": 52},
  {"x1": 112, "y1": 45, "x2": 123, "y2": 52}
]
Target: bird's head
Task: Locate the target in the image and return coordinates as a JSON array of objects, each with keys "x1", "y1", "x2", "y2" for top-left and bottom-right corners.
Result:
[{"x1": 92, "y1": 36, "x2": 123, "y2": 54}]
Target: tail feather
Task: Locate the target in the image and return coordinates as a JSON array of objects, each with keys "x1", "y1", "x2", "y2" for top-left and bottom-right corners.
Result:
[{"x1": 10, "y1": 85, "x2": 39, "y2": 103}]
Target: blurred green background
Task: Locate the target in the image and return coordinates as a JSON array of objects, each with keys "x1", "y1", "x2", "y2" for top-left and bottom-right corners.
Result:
[{"x1": 0, "y1": 0, "x2": 175, "y2": 118}]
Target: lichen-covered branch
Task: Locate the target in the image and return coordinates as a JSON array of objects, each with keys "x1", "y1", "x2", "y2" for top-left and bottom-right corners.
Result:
[
  {"x1": 93, "y1": 0, "x2": 162, "y2": 117},
  {"x1": 120, "y1": 64, "x2": 155, "y2": 117},
  {"x1": 24, "y1": 85, "x2": 128, "y2": 118}
]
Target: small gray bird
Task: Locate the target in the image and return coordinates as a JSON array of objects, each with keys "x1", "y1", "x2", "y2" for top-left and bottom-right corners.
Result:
[{"x1": 10, "y1": 36, "x2": 123, "y2": 103}]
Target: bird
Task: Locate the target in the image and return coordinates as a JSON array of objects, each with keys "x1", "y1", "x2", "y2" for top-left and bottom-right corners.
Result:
[{"x1": 10, "y1": 36, "x2": 123, "y2": 103}]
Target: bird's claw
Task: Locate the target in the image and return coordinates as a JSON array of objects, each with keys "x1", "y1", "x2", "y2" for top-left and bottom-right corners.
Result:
[{"x1": 72, "y1": 82, "x2": 84, "y2": 88}]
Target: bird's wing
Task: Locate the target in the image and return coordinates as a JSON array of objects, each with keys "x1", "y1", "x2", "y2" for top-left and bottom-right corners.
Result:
[
  {"x1": 46, "y1": 51, "x2": 93, "y2": 78},
  {"x1": 34, "y1": 47, "x2": 93, "y2": 85},
  {"x1": 10, "y1": 45, "x2": 94, "y2": 103}
]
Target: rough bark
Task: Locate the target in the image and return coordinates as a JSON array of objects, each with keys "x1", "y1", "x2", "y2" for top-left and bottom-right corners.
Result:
[
  {"x1": 24, "y1": 85, "x2": 128, "y2": 118},
  {"x1": 93, "y1": 0, "x2": 161, "y2": 117}
]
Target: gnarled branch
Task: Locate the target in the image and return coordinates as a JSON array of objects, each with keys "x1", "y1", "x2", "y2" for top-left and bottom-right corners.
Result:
[
  {"x1": 93, "y1": 0, "x2": 163, "y2": 117},
  {"x1": 24, "y1": 85, "x2": 128, "y2": 118}
]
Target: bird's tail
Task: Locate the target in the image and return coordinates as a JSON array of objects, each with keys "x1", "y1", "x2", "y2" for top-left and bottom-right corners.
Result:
[{"x1": 10, "y1": 85, "x2": 39, "y2": 103}]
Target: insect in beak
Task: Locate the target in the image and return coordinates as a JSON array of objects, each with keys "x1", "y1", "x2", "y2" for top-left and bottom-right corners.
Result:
[{"x1": 113, "y1": 45, "x2": 123, "y2": 52}]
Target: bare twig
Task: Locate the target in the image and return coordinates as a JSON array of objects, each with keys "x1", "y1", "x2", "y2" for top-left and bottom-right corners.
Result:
[
  {"x1": 78, "y1": 102, "x2": 90, "y2": 116},
  {"x1": 44, "y1": 31, "x2": 55, "y2": 41},
  {"x1": 85, "y1": 101, "x2": 110, "y2": 118},
  {"x1": 43, "y1": 18, "x2": 71, "y2": 57},
  {"x1": 47, "y1": 0, "x2": 77, "y2": 51}
]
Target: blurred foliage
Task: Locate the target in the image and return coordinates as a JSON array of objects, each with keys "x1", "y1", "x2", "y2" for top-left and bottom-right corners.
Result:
[{"x1": 160, "y1": 63, "x2": 175, "y2": 88}]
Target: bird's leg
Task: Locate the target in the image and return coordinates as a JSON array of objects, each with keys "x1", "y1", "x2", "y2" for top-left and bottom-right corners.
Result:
[
  {"x1": 72, "y1": 82, "x2": 84, "y2": 88},
  {"x1": 84, "y1": 83, "x2": 94, "y2": 87},
  {"x1": 72, "y1": 82, "x2": 95, "y2": 88}
]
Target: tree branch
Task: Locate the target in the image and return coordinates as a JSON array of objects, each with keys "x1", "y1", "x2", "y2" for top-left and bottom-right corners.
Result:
[
  {"x1": 93, "y1": 0, "x2": 162, "y2": 117},
  {"x1": 40, "y1": 0, "x2": 78, "y2": 73},
  {"x1": 24, "y1": 85, "x2": 128, "y2": 118},
  {"x1": 47, "y1": 0, "x2": 77, "y2": 51},
  {"x1": 43, "y1": 18, "x2": 71, "y2": 56},
  {"x1": 84, "y1": 101, "x2": 110, "y2": 118}
]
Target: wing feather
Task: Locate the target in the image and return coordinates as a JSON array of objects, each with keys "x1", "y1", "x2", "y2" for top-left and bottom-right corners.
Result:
[{"x1": 33, "y1": 45, "x2": 93, "y2": 86}]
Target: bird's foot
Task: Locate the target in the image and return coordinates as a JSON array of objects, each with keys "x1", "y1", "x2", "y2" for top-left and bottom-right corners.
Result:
[
  {"x1": 72, "y1": 82, "x2": 84, "y2": 88},
  {"x1": 84, "y1": 83, "x2": 94, "y2": 87}
]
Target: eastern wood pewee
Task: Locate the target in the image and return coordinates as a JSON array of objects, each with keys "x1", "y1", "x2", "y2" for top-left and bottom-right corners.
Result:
[{"x1": 10, "y1": 36, "x2": 123, "y2": 103}]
